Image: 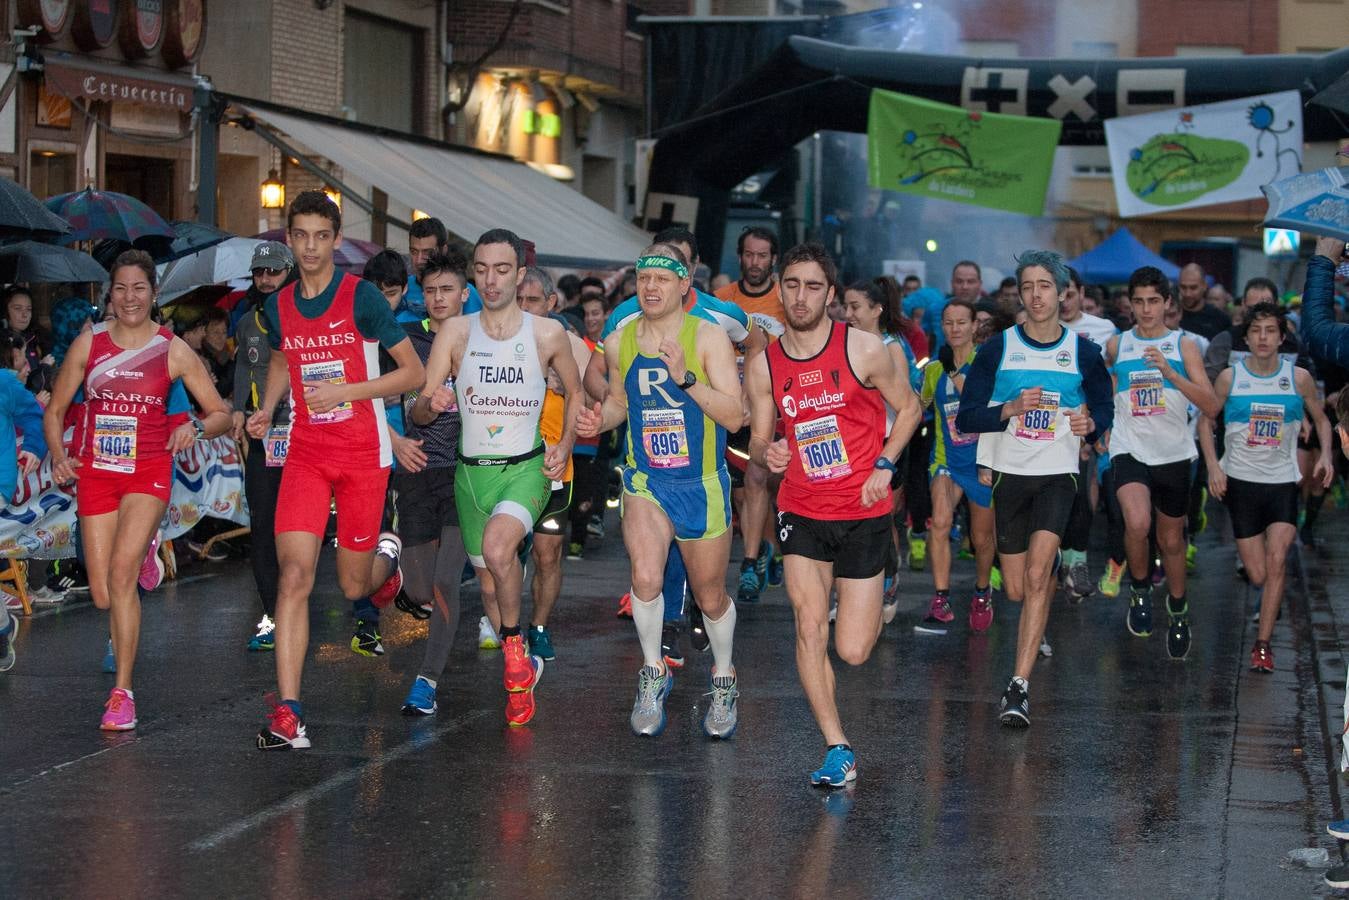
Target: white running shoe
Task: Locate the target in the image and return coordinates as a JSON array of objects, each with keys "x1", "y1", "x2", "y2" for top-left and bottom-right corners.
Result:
[
  {"x1": 29, "y1": 586, "x2": 66, "y2": 605},
  {"x1": 478, "y1": 615, "x2": 501, "y2": 650}
]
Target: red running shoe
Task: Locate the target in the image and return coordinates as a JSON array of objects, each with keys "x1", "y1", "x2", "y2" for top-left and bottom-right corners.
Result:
[
  {"x1": 502, "y1": 634, "x2": 539, "y2": 692},
  {"x1": 1250, "y1": 640, "x2": 1274, "y2": 673},
  {"x1": 257, "y1": 696, "x2": 310, "y2": 750},
  {"x1": 370, "y1": 533, "x2": 403, "y2": 609},
  {"x1": 969, "y1": 589, "x2": 994, "y2": 633},
  {"x1": 505, "y1": 655, "x2": 544, "y2": 726},
  {"x1": 616, "y1": 592, "x2": 633, "y2": 619}
]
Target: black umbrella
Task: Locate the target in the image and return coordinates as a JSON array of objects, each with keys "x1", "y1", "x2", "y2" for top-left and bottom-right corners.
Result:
[
  {"x1": 1311, "y1": 71, "x2": 1349, "y2": 117},
  {"x1": 0, "y1": 241, "x2": 108, "y2": 283},
  {"x1": 0, "y1": 177, "x2": 73, "y2": 239},
  {"x1": 163, "y1": 220, "x2": 233, "y2": 261},
  {"x1": 91, "y1": 220, "x2": 234, "y2": 269}
]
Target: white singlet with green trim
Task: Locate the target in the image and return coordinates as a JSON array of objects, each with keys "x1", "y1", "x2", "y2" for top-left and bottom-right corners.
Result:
[{"x1": 456, "y1": 312, "x2": 546, "y2": 458}]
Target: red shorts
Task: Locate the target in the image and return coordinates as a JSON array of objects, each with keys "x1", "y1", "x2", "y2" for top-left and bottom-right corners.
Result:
[
  {"x1": 76, "y1": 457, "x2": 174, "y2": 517},
  {"x1": 275, "y1": 448, "x2": 390, "y2": 552}
]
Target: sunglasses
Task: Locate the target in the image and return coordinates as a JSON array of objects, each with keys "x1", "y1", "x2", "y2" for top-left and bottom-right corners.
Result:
[{"x1": 252, "y1": 267, "x2": 287, "y2": 277}]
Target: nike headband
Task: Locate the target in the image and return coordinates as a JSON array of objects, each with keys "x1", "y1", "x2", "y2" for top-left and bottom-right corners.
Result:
[{"x1": 635, "y1": 255, "x2": 689, "y2": 279}]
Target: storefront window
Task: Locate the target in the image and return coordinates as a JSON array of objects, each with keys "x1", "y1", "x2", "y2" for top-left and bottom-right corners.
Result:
[
  {"x1": 344, "y1": 10, "x2": 422, "y2": 134},
  {"x1": 29, "y1": 150, "x2": 76, "y2": 200}
]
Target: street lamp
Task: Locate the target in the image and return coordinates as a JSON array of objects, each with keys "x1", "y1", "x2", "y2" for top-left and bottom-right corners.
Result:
[{"x1": 260, "y1": 169, "x2": 285, "y2": 210}]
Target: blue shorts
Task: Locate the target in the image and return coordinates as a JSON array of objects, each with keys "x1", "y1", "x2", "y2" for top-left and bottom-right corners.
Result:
[
  {"x1": 930, "y1": 463, "x2": 992, "y2": 509},
  {"x1": 622, "y1": 467, "x2": 731, "y2": 542}
]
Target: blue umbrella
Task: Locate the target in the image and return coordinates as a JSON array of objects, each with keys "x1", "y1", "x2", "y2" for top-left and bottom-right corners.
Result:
[
  {"x1": 1261, "y1": 166, "x2": 1349, "y2": 242},
  {"x1": 44, "y1": 187, "x2": 173, "y2": 245}
]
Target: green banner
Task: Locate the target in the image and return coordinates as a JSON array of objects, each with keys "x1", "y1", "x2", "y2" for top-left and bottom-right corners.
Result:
[{"x1": 867, "y1": 88, "x2": 1063, "y2": 216}]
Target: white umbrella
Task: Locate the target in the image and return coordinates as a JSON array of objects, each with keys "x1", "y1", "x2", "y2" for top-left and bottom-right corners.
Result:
[{"x1": 156, "y1": 237, "x2": 263, "y2": 304}]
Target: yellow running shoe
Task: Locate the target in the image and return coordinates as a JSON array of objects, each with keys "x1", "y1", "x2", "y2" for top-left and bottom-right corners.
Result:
[{"x1": 1098, "y1": 558, "x2": 1125, "y2": 598}]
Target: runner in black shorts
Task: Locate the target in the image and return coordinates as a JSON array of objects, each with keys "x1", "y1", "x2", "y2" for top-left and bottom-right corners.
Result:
[
  {"x1": 957, "y1": 250, "x2": 1113, "y2": 729},
  {"x1": 1200, "y1": 302, "x2": 1331, "y2": 673},
  {"x1": 747, "y1": 243, "x2": 920, "y2": 786},
  {"x1": 394, "y1": 253, "x2": 469, "y2": 716},
  {"x1": 1103, "y1": 268, "x2": 1218, "y2": 658}
]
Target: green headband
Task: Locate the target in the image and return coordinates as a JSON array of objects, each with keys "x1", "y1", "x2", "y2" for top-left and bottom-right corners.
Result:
[{"x1": 636, "y1": 255, "x2": 689, "y2": 279}]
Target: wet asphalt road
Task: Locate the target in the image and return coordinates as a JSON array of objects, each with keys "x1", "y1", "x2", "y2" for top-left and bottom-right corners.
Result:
[{"x1": 1, "y1": 502, "x2": 1345, "y2": 899}]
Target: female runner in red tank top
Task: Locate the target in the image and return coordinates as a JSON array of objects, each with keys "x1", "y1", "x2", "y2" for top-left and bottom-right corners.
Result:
[{"x1": 44, "y1": 250, "x2": 231, "y2": 732}]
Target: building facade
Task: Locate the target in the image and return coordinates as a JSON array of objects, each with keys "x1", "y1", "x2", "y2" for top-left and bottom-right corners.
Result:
[
  {"x1": 444, "y1": 0, "x2": 648, "y2": 223},
  {"x1": 0, "y1": 0, "x2": 206, "y2": 221},
  {"x1": 200, "y1": 0, "x2": 446, "y2": 243}
]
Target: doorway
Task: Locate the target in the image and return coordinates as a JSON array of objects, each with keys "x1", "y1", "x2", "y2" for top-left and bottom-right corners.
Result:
[{"x1": 105, "y1": 154, "x2": 175, "y2": 221}]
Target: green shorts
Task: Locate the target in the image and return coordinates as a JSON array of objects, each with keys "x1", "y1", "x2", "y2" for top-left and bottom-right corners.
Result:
[{"x1": 454, "y1": 457, "x2": 551, "y2": 567}]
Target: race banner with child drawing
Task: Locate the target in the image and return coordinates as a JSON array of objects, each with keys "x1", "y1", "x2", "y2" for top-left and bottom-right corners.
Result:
[
  {"x1": 1105, "y1": 90, "x2": 1303, "y2": 218},
  {"x1": 0, "y1": 436, "x2": 247, "y2": 560}
]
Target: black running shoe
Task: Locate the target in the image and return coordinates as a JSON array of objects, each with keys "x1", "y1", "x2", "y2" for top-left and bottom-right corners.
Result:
[
  {"x1": 1166, "y1": 596, "x2": 1190, "y2": 660},
  {"x1": 56, "y1": 560, "x2": 90, "y2": 594},
  {"x1": 1126, "y1": 587, "x2": 1153, "y2": 638},
  {"x1": 395, "y1": 590, "x2": 431, "y2": 620},
  {"x1": 662, "y1": 623, "x2": 684, "y2": 669},
  {"x1": 998, "y1": 678, "x2": 1030, "y2": 728},
  {"x1": 351, "y1": 620, "x2": 384, "y2": 657},
  {"x1": 688, "y1": 603, "x2": 709, "y2": 653}
]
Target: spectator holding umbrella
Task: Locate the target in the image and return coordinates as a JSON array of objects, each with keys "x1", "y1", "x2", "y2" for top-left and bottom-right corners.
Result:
[{"x1": 1293, "y1": 233, "x2": 1349, "y2": 892}]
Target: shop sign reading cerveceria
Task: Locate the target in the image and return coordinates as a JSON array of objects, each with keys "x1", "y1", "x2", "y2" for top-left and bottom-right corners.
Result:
[{"x1": 44, "y1": 64, "x2": 189, "y2": 110}]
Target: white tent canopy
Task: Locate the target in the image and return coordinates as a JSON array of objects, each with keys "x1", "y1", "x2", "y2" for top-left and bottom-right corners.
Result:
[{"x1": 239, "y1": 103, "x2": 650, "y2": 269}]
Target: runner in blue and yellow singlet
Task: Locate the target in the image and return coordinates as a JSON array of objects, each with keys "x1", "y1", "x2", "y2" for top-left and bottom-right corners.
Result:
[{"x1": 577, "y1": 243, "x2": 746, "y2": 741}]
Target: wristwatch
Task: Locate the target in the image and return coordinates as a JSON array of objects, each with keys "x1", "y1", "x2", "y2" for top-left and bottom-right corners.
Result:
[
  {"x1": 679, "y1": 370, "x2": 697, "y2": 390},
  {"x1": 192, "y1": 417, "x2": 206, "y2": 439},
  {"x1": 873, "y1": 456, "x2": 897, "y2": 473}
]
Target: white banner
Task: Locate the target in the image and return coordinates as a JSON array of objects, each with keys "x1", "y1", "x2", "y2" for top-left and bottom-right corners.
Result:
[
  {"x1": 0, "y1": 437, "x2": 247, "y2": 560},
  {"x1": 1105, "y1": 90, "x2": 1303, "y2": 218}
]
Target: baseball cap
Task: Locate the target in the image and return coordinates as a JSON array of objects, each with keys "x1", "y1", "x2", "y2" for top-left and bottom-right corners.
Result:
[{"x1": 250, "y1": 241, "x2": 294, "y2": 271}]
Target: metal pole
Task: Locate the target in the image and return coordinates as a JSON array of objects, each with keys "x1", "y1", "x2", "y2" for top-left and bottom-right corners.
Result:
[{"x1": 195, "y1": 87, "x2": 220, "y2": 225}]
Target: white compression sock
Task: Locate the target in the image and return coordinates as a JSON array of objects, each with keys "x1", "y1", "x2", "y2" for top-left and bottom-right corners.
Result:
[
  {"x1": 630, "y1": 589, "x2": 665, "y2": 670},
  {"x1": 702, "y1": 598, "x2": 737, "y2": 678}
]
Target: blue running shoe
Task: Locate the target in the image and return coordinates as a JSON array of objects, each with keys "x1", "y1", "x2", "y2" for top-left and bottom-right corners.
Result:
[
  {"x1": 401, "y1": 676, "x2": 438, "y2": 716},
  {"x1": 754, "y1": 540, "x2": 771, "y2": 591},
  {"x1": 810, "y1": 744, "x2": 857, "y2": 788},
  {"x1": 736, "y1": 560, "x2": 760, "y2": 603},
  {"x1": 101, "y1": 638, "x2": 115, "y2": 674},
  {"x1": 248, "y1": 615, "x2": 276, "y2": 652},
  {"x1": 767, "y1": 552, "x2": 784, "y2": 588},
  {"x1": 1329, "y1": 819, "x2": 1349, "y2": 840},
  {"x1": 527, "y1": 624, "x2": 556, "y2": 662}
]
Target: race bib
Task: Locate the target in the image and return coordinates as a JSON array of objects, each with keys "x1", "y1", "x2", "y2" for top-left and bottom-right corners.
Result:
[
  {"x1": 1128, "y1": 370, "x2": 1165, "y2": 417},
  {"x1": 264, "y1": 424, "x2": 291, "y2": 467},
  {"x1": 794, "y1": 415, "x2": 852, "y2": 481},
  {"x1": 641, "y1": 407, "x2": 689, "y2": 469},
  {"x1": 300, "y1": 359, "x2": 353, "y2": 424},
  {"x1": 1247, "y1": 402, "x2": 1284, "y2": 447},
  {"x1": 1014, "y1": 390, "x2": 1060, "y2": 441},
  {"x1": 943, "y1": 399, "x2": 976, "y2": 446},
  {"x1": 93, "y1": 414, "x2": 137, "y2": 473}
]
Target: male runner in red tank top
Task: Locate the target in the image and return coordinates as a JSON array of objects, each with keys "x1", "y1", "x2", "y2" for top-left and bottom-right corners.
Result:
[
  {"x1": 246, "y1": 191, "x2": 425, "y2": 750},
  {"x1": 745, "y1": 243, "x2": 921, "y2": 788}
]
